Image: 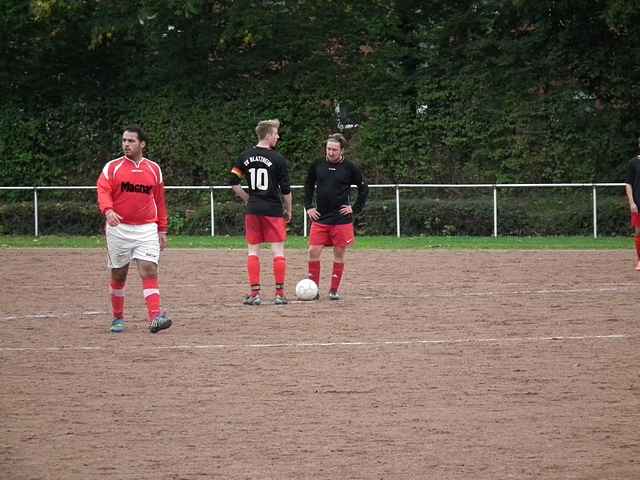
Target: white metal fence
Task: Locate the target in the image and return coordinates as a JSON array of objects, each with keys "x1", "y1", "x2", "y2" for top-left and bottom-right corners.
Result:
[{"x1": 0, "y1": 183, "x2": 626, "y2": 238}]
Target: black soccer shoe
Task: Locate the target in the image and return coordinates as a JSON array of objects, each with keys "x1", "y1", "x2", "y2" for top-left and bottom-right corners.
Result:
[{"x1": 149, "y1": 312, "x2": 172, "y2": 333}]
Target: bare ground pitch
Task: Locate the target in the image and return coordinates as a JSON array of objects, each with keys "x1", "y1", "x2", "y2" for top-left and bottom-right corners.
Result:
[{"x1": 1, "y1": 248, "x2": 639, "y2": 479}]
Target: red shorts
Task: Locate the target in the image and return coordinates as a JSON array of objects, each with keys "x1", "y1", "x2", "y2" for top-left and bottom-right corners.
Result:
[
  {"x1": 632, "y1": 213, "x2": 640, "y2": 229},
  {"x1": 309, "y1": 222, "x2": 354, "y2": 248},
  {"x1": 245, "y1": 214, "x2": 286, "y2": 244}
]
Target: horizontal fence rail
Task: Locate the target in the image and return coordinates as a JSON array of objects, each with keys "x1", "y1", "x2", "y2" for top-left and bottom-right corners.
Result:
[{"x1": 0, "y1": 183, "x2": 627, "y2": 238}]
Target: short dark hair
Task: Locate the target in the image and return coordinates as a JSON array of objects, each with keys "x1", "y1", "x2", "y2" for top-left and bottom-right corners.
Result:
[{"x1": 123, "y1": 125, "x2": 147, "y2": 143}]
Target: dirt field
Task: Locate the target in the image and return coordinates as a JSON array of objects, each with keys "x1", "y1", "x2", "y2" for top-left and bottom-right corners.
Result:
[{"x1": 1, "y1": 247, "x2": 639, "y2": 479}]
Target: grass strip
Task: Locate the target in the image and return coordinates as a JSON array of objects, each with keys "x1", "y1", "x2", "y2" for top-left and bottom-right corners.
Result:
[{"x1": 0, "y1": 235, "x2": 630, "y2": 250}]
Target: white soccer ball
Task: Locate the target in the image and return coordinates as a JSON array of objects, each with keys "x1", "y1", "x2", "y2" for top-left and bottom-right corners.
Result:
[{"x1": 296, "y1": 278, "x2": 318, "y2": 301}]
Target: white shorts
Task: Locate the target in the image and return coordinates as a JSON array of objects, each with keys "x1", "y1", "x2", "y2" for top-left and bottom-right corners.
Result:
[{"x1": 105, "y1": 223, "x2": 160, "y2": 268}]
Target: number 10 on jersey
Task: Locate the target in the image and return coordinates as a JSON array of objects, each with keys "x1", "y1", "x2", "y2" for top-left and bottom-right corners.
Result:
[{"x1": 249, "y1": 167, "x2": 268, "y2": 191}]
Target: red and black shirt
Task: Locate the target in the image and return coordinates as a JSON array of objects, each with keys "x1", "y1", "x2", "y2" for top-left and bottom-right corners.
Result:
[
  {"x1": 230, "y1": 146, "x2": 291, "y2": 217},
  {"x1": 97, "y1": 156, "x2": 168, "y2": 232}
]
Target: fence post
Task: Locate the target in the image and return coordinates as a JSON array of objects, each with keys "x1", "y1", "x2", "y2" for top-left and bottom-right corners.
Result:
[
  {"x1": 493, "y1": 185, "x2": 498, "y2": 237},
  {"x1": 34, "y1": 187, "x2": 39, "y2": 237},
  {"x1": 395, "y1": 185, "x2": 401, "y2": 238},
  {"x1": 592, "y1": 184, "x2": 597, "y2": 239},
  {"x1": 209, "y1": 187, "x2": 215, "y2": 237},
  {"x1": 303, "y1": 207, "x2": 307, "y2": 237}
]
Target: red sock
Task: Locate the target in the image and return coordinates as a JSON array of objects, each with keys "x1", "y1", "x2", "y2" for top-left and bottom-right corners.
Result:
[
  {"x1": 308, "y1": 260, "x2": 320, "y2": 288},
  {"x1": 110, "y1": 280, "x2": 126, "y2": 319},
  {"x1": 247, "y1": 254, "x2": 260, "y2": 295},
  {"x1": 330, "y1": 262, "x2": 344, "y2": 293},
  {"x1": 635, "y1": 235, "x2": 640, "y2": 260},
  {"x1": 142, "y1": 277, "x2": 161, "y2": 321},
  {"x1": 273, "y1": 256, "x2": 286, "y2": 296}
]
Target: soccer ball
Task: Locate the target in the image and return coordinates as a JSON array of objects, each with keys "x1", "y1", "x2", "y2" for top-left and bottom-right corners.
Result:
[{"x1": 295, "y1": 278, "x2": 318, "y2": 301}]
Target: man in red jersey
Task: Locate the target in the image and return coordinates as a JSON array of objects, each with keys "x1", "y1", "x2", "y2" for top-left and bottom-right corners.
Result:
[
  {"x1": 97, "y1": 126, "x2": 172, "y2": 333},
  {"x1": 625, "y1": 140, "x2": 640, "y2": 270},
  {"x1": 304, "y1": 133, "x2": 368, "y2": 300},
  {"x1": 230, "y1": 119, "x2": 292, "y2": 305}
]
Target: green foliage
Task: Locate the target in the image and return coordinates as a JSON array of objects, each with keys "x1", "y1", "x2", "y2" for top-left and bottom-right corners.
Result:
[
  {"x1": 2, "y1": 0, "x2": 640, "y2": 188},
  {"x1": 0, "y1": 200, "x2": 103, "y2": 235},
  {"x1": 0, "y1": 191, "x2": 628, "y2": 237}
]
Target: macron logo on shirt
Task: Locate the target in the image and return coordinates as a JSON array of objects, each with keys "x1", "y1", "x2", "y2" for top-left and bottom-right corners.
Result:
[{"x1": 121, "y1": 182, "x2": 153, "y2": 194}]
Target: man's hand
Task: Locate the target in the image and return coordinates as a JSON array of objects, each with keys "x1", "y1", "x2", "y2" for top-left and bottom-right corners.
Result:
[
  {"x1": 283, "y1": 209, "x2": 292, "y2": 223},
  {"x1": 306, "y1": 208, "x2": 320, "y2": 221},
  {"x1": 339, "y1": 204, "x2": 353, "y2": 216},
  {"x1": 631, "y1": 202, "x2": 638, "y2": 214},
  {"x1": 105, "y1": 209, "x2": 123, "y2": 226},
  {"x1": 231, "y1": 185, "x2": 249, "y2": 205},
  {"x1": 159, "y1": 231, "x2": 168, "y2": 251}
]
